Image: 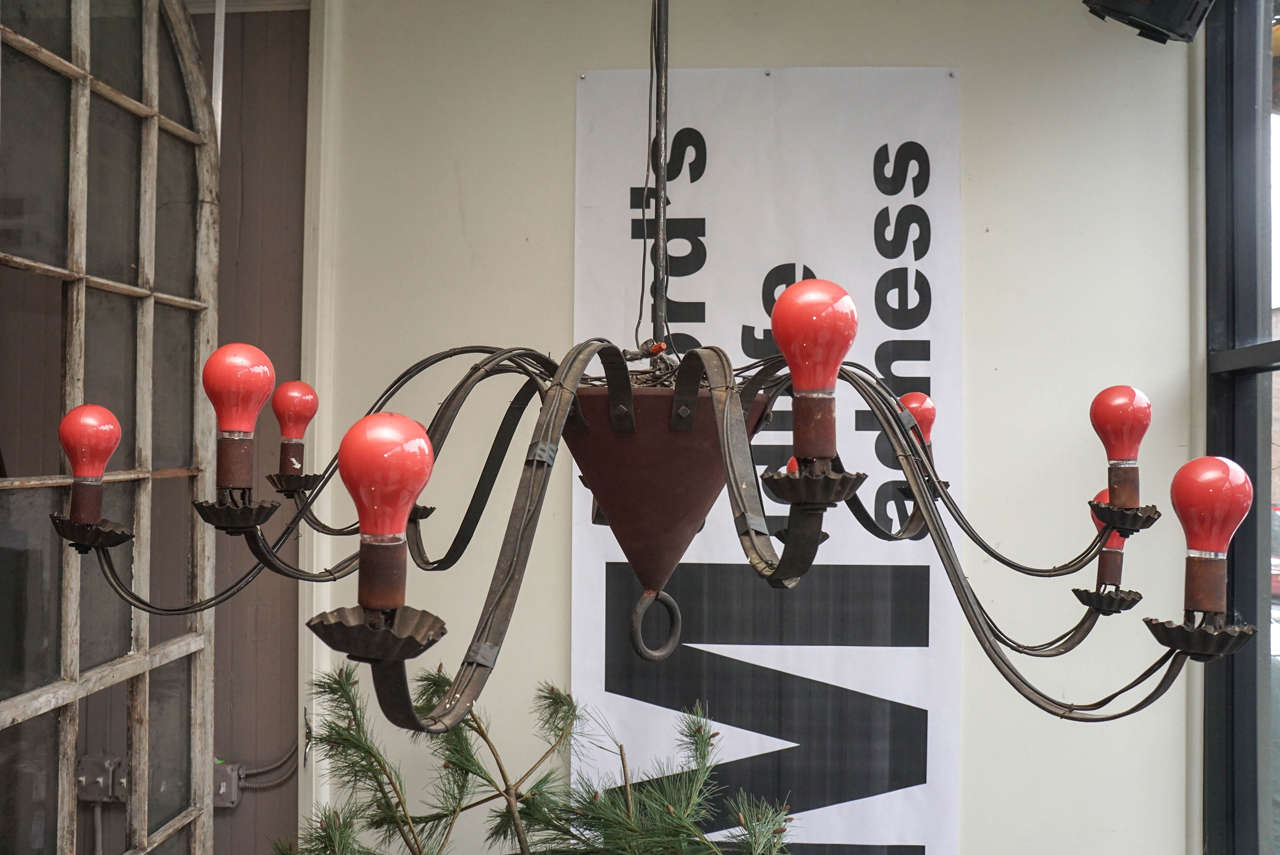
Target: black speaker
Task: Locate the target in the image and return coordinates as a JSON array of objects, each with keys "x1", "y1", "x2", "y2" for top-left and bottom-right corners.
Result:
[{"x1": 1083, "y1": 0, "x2": 1218, "y2": 43}]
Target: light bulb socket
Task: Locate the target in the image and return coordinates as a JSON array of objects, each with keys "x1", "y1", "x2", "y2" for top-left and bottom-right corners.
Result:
[
  {"x1": 791, "y1": 394, "x2": 837, "y2": 460},
  {"x1": 1106, "y1": 462, "x2": 1140, "y2": 509},
  {"x1": 1184, "y1": 554, "x2": 1227, "y2": 614},
  {"x1": 1096, "y1": 548, "x2": 1124, "y2": 588},
  {"x1": 357, "y1": 538, "x2": 408, "y2": 611},
  {"x1": 279, "y1": 439, "x2": 304, "y2": 476},
  {"x1": 68, "y1": 479, "x2": 103, "y2": 525},
  {"x1": 216, "y1": 436, "x2": 256, "y2": 490}
]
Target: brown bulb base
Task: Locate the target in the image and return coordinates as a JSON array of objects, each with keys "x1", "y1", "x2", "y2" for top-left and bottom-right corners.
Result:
[
  {"x1": 1106, "y1": 462, "x2": 1139, "y2": 509},
  {"x1": 68, "y1": 480, "x2": 103, "y2": 525},
  {"x1": 358, "y1": 540, "x2": 409, "y2": 611},
  {"x1": 792, "y1": 394, "x2": 837, "y2": 460},
  {"x1": 216, "y1": 436, "x2": 255, "y2": 490},
  {"x1": 279, "y1": 439, "x2": 304, "y2": 476},
  {"x1": 1096, "y1": 548, "x2": 1124, "y2": 588},
  {"x1": 1184, "y1": 554, "x2": 1227, "y2": 614}
]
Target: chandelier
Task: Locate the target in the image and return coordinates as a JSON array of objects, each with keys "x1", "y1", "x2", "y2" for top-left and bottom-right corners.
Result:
[{"x1": 49, "y1": 0, "x2": 1257, "y2": 736}]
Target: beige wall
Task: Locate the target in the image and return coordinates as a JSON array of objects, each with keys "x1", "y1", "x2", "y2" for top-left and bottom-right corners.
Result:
[{"x1": 298, "y1": 2, "x2": 1202, "y2": 852}]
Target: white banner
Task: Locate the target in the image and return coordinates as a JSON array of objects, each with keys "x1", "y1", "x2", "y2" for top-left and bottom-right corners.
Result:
[{"x1": 572, "y1": 68, "x2": 962, "y2": 854}]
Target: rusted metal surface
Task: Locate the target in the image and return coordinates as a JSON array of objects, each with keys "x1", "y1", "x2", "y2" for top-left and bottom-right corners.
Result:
[
  {"x1": 1144, "y1": 617, "x2": 1256, "y2": 661},
  {"x1": 791, "y1": 395, "x2": 838, "y2": 460},
  {"x1": 216, "y1": 436, "x2": 256, "y2": 489},
  {"x1": 1184, "y1": 555, "x2": 1229, "y2": 614},
  {"x1": 563, "y1": 387, "x2": 737, "y2": 594},
  {"x1": 68, "y1": 480, "x2": 103, "y2": 525},
  {"x1": 1097, "y1": 548, "x2": 1124, "y2": 587},
  {"x1": 306, "y1": 605, "x2": 446, "y2": 663},
  {"x1": 1106, "y1": 462, "x2": 1140, "y2": 508},
  {"x1": 1073, "y1": 587, "x2": 1142, "y2": 615},
  {"x1": 357, "y1": 541, "x2": 409, "y2": 610},
  {"x1": 278, "y1": 439, "x2": 304, "y2": 475}
]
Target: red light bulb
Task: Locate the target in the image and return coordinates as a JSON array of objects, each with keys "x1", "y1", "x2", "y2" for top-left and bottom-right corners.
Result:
[
  {"x1": 771, "y1": 279, "x2": 859, "y2": 394},
  {"x1": 1171, "y1": 457, "x2": 1253, "y2": 556},
  {"x1": 771, "y1": 280, "x2": 858, "y2": 460},
  {"x1": 900, "y1": 393, "x2": 936, "y2": 444},
  {"x1": 203, "y1": 343, "x2": 276, "y2": 436},
  {"x1": 1090, "y1": 488, "x2": 1126, "y2": 551},
  {"x1": 58, "y1": 404, "x2": 121, "y2": 524},
  {"x1": 59, "y1": 404, "x2": 121, "y2": 479},
  {"x1": 1089, "y1": 385, "x2": 1151, "y2": 462},
  {"x1": 338, "y1": 412, "x2": 435, "y2": 537},
  {"x1": 273, "y1": 381, "x2": 318, "y2": 440}
]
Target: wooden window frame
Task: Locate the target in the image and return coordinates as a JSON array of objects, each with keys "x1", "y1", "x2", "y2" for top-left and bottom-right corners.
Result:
[{"x1": 0, "y1": 0, "x2": 219, "y2": 851}]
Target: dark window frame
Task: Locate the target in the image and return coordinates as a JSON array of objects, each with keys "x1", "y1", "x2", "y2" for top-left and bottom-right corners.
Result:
[{"x1": 1204, "y1": 1, "x2": 1274, "y2": 853}]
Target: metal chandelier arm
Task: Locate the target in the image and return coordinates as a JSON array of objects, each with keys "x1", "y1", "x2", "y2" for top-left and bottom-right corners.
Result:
[
  {"x1": 405, "y1": 378, "x2": 542, "y2": 572},
  {"x1": 983, "y1": 605, "x2": 1102, "y2": 658},
  {"x1": 92, "y1": 545, "x2": 268, "y2": 616},
  {"x1": 365, "y1": 339, "x2": 626, "y2": 734},
  {"x1": 838, "y1": 366, "x2": 1110, "y2": 578},
  {"x1": 424, "y1": 348, "x2": 556, "y2": 458},
  {"x1": 676, "y1": 347, "x2": 835, "y2": 589},
  {"x1": 868, "y1": 386, "x2": 1186, "y2": 719},
  {"x1": 241, "y1": 527, "x2": 360, "y2": 583},
  {"x1": 290, "y1": 494, "x2": 359, "y2": 537}
]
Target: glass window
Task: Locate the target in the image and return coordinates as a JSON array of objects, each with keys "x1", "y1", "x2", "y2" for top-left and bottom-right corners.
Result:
[
  {"x1": 0, "y1": 710, "x2": 59, "y2": 854},
  {"x1": 0, "y1": 268, "x2": 64, "y2": 478},
  {"x1": 0, "y1": 49, "x2": 70, "y2": 267},
  {"x1": 0, "y1": 0, "x2": 216, "y2": 847}
]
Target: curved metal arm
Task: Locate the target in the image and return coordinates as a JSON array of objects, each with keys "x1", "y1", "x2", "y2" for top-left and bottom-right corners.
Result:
[
  {"x1": 364, "y1": 339, "x2": 625, "y2": 733},
  {"x1": 241, "y1": 528, "x2": 359, "y2": 583},
  {"x1": 291, "y1": 494, "x2": 359, "y2": 537},
  {"x1": 406, "y1": 378, "x2": 542, "y2": 572},
  {"x1": 94, "y1": 546, "x2": 267, "y2": 616},
  {"x1": 670, "y1": 346, "x2": 838, "y2": 589},
  {"x1": 985, "y1": 606, "x2": 1101, "y2": 658},
  {"x1": 838, "y1": 366, "x2": 1109, "y2": 577},
  {"x1": 847, "y1": 373, "x2": 1187, "y2": 720},
  {"x1": 700, "y1": 355, "x2": 1185, "y2": 720}
]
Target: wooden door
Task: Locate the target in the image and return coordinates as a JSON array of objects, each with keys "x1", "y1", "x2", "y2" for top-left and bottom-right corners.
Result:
[{"x1": 193, "y1": 11, "x2": 309, "y2": 854}]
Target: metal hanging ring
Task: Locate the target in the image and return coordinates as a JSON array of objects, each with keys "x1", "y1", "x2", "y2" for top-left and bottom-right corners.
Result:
[{"x1": 630, "y1": 589, "x2": 682, "y2": 661}]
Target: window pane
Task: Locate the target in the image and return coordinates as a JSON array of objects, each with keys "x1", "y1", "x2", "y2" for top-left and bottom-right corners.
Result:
[
  {"x1": 90, "y1": 0, "x2": 142, "y2": 102},
  {"x1": 0, "y1": 268, "x2": 63, "y2": 478},
  {"x1": 0, "y1": 709, "x2": 58, "y2": 854},
  {"x1": 150, "y1": 476, "x2": 192, "y2": 644},
  {"x1": 80, "y1": 482, "x2": 133, "y2": 670},
  {"x1": 84, "y1": 288, "x2": 137, "y2": 471},
  {"x1": 148, "y1": 656, "x2": 191, "y2": 832},
  {"x1": 0, "y1": 47, "x2": 70, "y2": 267},
  {"x1": 0, "y1": 488, "x2": 62, "y2": 701},
  {"x1": 75, "y1": 681, "x2": 129, "y2": 854},
  {"x1": 87, "y1": 96, "x2": 141, "y2": 284},
  {"x1": 1, "y1": 0, "x2": 71, "y2": 59},
  {"x1": 152, "y1": 305, "x2": 194, "y2": 469},
  {"x1": 158, "y1": 12, "x2": 193, "y2": 129},
  {"x1": 155, "y1": 133, "x2": 198, "y2": 298}
]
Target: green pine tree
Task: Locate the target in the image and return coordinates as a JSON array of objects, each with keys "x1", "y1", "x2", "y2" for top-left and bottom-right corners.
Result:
[{"x1": 278, "y1": 664, "x2": 793, "y2": 855}]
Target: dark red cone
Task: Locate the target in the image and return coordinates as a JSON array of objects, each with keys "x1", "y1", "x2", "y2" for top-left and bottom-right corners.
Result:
[{"x1": 563, "y1": 386, "x2": 765, "y2": 593}]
